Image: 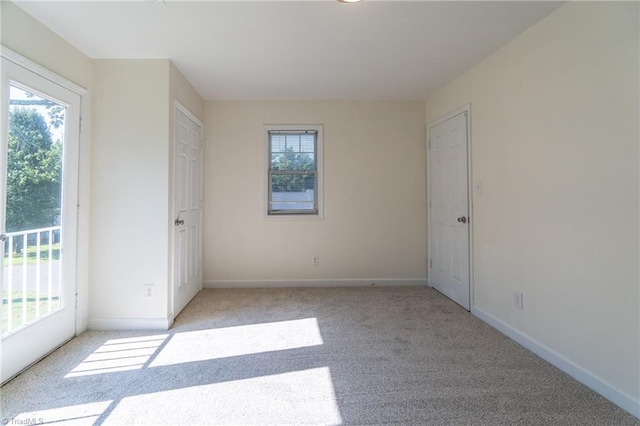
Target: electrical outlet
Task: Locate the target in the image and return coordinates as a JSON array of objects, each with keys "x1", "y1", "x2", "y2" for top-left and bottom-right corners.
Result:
[
  {"x1": 145, "y1": 283, "x2": 154, "y2": 299},
  {"x1": 513, "y1": 292, "x2": 523, "y2": 310},
  {"x1": 311, "y1": 256, "x2": 319, "y2": 266},
  {"x1": 474, "y1": 180, "x2": 483, "y2": 195}
]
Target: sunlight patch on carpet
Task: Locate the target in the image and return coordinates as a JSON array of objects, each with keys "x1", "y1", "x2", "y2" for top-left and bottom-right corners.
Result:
[
  {"x1": 65, "y1": 334, "x2": 169, "y2": 378},
  {"x1": 102, "y1": 367, "x2": 341, "y2": 425},
  {"x1": 149, "y1": 318, "x2": 323, "y2": 367},
  {"x1": 10, "y1": 400, "x2": 113, "y2": 426}
]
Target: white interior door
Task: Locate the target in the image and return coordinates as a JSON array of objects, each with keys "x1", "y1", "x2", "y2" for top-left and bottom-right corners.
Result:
[
  {"x1": 1, "y1": 57, "x2": 80, "y2": 383},
  {"x1": 173, "y1": 106, "x2": 203, "y2": 318},
  {"x1": 428, "y1": 110, "x2": 470, "y2": 310}
]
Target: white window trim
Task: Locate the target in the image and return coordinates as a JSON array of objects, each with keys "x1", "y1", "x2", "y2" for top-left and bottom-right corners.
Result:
[{"x1": 264, "y1": 124, "x2": 324, "y2": 220}]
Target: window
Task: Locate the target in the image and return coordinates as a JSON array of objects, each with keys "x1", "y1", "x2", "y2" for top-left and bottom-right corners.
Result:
[{"x1": 266, "y1": 124, "x2": 323, "y2": 216}]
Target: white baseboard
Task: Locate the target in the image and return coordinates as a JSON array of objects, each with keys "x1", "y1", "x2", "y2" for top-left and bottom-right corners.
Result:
[
  {"x1": 88, "y1": 316, "x2": 173, "y2": 331},
  {"x1": 472, "y1": 306, "x2": 640, "y2": 419},
  {"x1": 204, "y1": 278, "x2": 427, "y2": 289}
]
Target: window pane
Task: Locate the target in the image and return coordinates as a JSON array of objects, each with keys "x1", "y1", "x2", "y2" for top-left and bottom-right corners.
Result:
[
  {"x1": 271, "y1": 150, "x2": 315, "y2": 171},
  {"x1": 7, "y1": 86, "x2": 64, "y2": 233},
  {"x1": 270, "y1": 153, "x2": 284, "y2": 169},
  {"x1": 271, "y1": 174, "x2": 316, "y2": 211},
  {"x1": 285, "y1": 134, "x2": 300, "y2": 153},
  {"x1": 272, "y1": 173, "x2": 315, "y2": 192},
  {"x1": 300, "y1": 153, "x2": 315, "y2": 170},
  {"x1": 271, "y1": 135, "x2": 286, "y2": 153},
  {"x1": 4, "y1": 85, "x2": 66, "y2": 332},
  {"x1": 300, "y1": 135, "x2": 315, "y2": 153}
]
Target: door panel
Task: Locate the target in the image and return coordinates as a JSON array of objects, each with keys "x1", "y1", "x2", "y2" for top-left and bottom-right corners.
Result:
[
  {"x1": 173, "y1": 108, "x2": 203, "y2": 317},
  {"x1": 429, "y1": 111, "x2": 470, "y2": 310},
  {"x1": 1, "y1": 58, "x2": 80, "y2": 383}
]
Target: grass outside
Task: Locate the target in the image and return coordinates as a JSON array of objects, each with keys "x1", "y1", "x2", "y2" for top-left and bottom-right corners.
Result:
[
  {"x1": 3, "y1": 243, "x2": 60, "y2": 266},
  {"x1": 2, "y1": 291, "x2": 61, "y2": 334}
]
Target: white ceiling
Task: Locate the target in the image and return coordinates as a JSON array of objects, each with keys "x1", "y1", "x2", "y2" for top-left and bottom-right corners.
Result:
[{"x1": 16, "y1": 1, "x2": 563, "y2": 101}]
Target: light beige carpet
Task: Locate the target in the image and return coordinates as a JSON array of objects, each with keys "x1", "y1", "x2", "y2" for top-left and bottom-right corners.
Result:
[{"x1": 1, "y1": 287, "x2": 638, "y2": 425}]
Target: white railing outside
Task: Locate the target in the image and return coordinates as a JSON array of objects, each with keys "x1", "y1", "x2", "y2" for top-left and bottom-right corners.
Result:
[{"x1": 2, "y1": 225, "x2": 61, "y2": 335}]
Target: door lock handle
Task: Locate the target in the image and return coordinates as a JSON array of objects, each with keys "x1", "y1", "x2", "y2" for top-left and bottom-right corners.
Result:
[
  {"x1": 174, "y1": 219, "x2": 185, "y2": 226},
  {"x1": 457, "y1": 216, "x2": 467, "y2": 224},
  {"x1": 0, "y1": 234, "x2": 6, "y2": 242}
]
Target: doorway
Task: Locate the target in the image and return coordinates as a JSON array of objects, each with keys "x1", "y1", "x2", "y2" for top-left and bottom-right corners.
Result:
[
  {"x1": 427, "y1": 106, "x2": 472, "y2": 310},
  {"x1": 1, "y1": 53, "x2": 82, "y2": 383}
]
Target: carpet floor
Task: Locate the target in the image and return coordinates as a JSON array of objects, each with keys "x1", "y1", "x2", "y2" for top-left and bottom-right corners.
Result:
[{"x1": 1, "y1": 287, "x2": 638, "y2": 425}]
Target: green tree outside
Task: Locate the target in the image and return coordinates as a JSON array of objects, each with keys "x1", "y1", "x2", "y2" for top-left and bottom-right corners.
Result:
[
  {"x1": 271, "y1": 147, "x2": 315, "y2": 193},
  {"x1": 6, "y1": 107, "x2": 62, "y2": 238}
]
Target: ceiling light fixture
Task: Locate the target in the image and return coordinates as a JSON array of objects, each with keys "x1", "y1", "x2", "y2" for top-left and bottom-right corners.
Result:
[{"x1": 337, "y1": 0, "x2": 363, "y2": 3}]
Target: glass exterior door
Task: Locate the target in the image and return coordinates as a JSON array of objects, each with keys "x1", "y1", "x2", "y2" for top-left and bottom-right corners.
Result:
[{"x1": 1, "y1": 57, "x2": 80, "y2": 383}]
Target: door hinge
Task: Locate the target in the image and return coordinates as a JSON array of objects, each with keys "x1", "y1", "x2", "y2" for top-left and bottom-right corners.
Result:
[
  {"x1": 75, "y1": 294, "x2": 79, "y2": 309},
  {"x1": 429, "y1": 198, "x2": 431, "y2": 208},
  {"x1": 79, "y1": 117, "x2": 83, "y2": 134},
  {"x1": 428, "y1": 139, "x2": 431, "y2": 149},
  {"x1": 430, "y1": 259, "x2": 432, "y2": 268}
]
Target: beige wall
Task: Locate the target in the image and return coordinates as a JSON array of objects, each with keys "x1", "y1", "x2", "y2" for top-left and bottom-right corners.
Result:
[
  {"x1": 0, "y1": 2, "x2": 92, "y2": 90},
  {"x1": 90, "y1": 60, "x2": 171, "y2": 325},
  {"x1": 1, "y1": 1, "x2": 93, "y2": 332},
  {"x1": 89, "y1": 60, "x2": 205, "y2": 326},
  {"x1": 169, "y1": 62, "x2": 205, "y2": 124},
  {"x1": 426, "y1": 1, "x2": 639, "y2": 409},
  {"x1": 204, "y1": 101, "x2": 426, "y2": 284}
]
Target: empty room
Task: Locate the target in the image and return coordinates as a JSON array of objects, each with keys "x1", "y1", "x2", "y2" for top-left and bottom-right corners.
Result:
[{"x1": 0, "y1": 0, "x2": 638, "y2": 424}]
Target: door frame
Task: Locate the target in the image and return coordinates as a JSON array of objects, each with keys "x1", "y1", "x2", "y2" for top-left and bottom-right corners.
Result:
[
  {"x1": 170, "y1": 100, "x2": 204, "y2": 321},
  {"x1": 426, "y1": 103, "x2": 474, "y2": 310},
  {"x1": 0, "y1": 46, "x2": 89, "y2": 382}
]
